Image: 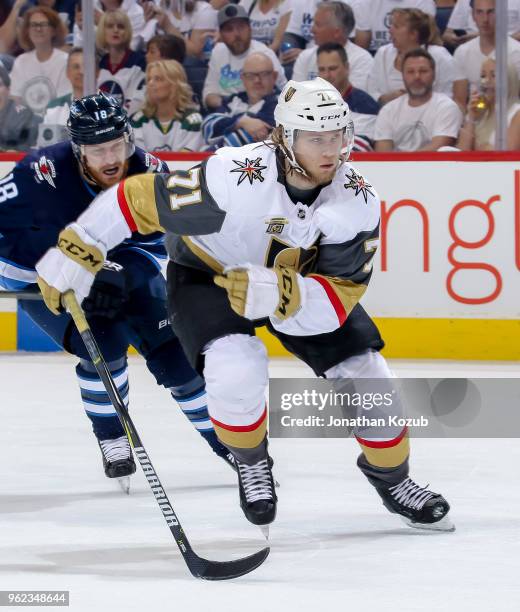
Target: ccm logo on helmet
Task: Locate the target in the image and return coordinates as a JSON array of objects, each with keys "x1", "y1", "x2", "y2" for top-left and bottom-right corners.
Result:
[{"x1": 320, "y1": 114, "x2": 342, "y2": 120}]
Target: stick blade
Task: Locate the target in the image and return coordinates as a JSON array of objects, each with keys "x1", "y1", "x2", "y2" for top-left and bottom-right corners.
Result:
[{"x1": 191, "y1": 546, "x2": 270, "y2": 581}]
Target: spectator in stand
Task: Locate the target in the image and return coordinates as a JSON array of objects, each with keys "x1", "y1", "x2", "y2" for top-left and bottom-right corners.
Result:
[
  {"x1": 292, "y1": 2, "x2": 373, "y2": 92},
  {"x1": 24, "y1": 0, "x2": 79, "y2": 35},
  {"x1": 0, "y1": 0, "x2": 28, "y2": 56},
  {"x1": 317, "y1": 42, "x2": 379, "y2": 151},
  {"x1": 457, "y1": 59, "x2": 520, "y2": 150},
  {"x1": 38, "y1": 48, "x2": 99, "y2": 146},
  {"x1": 443, "y1": 0, "x2": 520, "y2": 50},
  {"x1": 140, "y1": 0, "x2": 218, "y2": 60},
  {"x1": 10, "y1": 6, "x2": 70, "y2": 117},
  {"x1": 374, "y1": 48, "x2": 462, "y2": 151},
  {"x1": 239, "y1": 0, "x2": 292, "y2": 52},
  {"x1": 280, "y1": 0, "x2": 365, "y2": 67},
  {"x1": 354, "y1": 0, "x2": 435, "y2": 52},
  {"x1": 96, "y1": 10, "x2": 146, "y2": 112},
  {"x1": 145, "y1": 33, "x2": 186, "y2": 64},
  {"x1": 202, "y1": 51, "x2": 277, "y2": 149},
  {"x1": 453, "y1": 0, "x2": 520, "y2": 112},
  {"x1": 0, "y1": 60, "x2": 42, "y2": 151},
  {"x1": 367, "y1": 8, "x2": 454, "y2": 106},
  {"x1": 202, "y1": 3, "x2": 286, "y2": 110},
  {"x1": 73, "y1": 0, "x2": 145, "y2": 51},
  {"x1": 130, "y1": 59, "x2": 204, "y2": 151}
]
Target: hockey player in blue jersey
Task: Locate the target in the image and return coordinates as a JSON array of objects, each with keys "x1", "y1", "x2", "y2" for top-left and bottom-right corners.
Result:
[{"x1": 0, "y1": 92, "x2": 232, "y2": 490}]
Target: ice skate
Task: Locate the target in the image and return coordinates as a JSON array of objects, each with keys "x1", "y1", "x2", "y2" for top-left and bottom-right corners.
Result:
[
  {"x1": 236, "y1": 456, "x2": 277, "y2": 528},
  {"x1": 98, "y1": 435, "x2": 136, "y2": 494},
  {"x1": 376, "y1": 477, "x2": 454, "y2": 532}
]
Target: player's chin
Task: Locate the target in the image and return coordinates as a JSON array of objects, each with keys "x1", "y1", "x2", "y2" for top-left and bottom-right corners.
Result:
[
  {"x1": 100, "y1": 165, "x2": 125, "y2": 186},
  {"x1": 317, "y1": 164, "x2": 336, "y2": 182}
]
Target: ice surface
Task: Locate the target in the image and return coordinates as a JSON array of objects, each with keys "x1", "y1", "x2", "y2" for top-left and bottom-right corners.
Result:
[{"x1": 1, "y1": 354, "x2": 519, "y2": 612}]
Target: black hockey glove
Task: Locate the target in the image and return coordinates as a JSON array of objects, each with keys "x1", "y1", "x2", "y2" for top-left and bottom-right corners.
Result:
[{"x1": 82, "y1": 260, "x2": 128, "y2": 319}]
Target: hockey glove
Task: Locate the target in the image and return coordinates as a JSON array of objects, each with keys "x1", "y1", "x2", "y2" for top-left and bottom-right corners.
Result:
[
  {"x1": 36, "y1": 224, "x2": 106, "y2": 315},
  {"x1": 83, "y1": 260, "x2": 128, "y2": 319},
  {"x1": 214, "y1": 263, "x2": 301, "y2": 321}
]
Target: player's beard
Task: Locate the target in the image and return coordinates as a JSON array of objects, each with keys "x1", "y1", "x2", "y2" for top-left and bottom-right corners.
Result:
[
  {"x1": 293, "y1": 156, "x2": 339, "y2": 186},
  {"x1": 83, "y1": 159, "x2": 128, "y2": 189}
]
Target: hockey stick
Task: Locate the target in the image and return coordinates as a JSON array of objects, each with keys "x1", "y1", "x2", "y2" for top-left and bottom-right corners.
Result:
[{"x1": 60, "y1": 290, "x2": 270, "y2": 581}]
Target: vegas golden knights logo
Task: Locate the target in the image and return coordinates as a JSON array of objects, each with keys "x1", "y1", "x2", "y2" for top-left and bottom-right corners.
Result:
[{"x1": 285, "y1": 86, "x2": 297, "y2": 102}]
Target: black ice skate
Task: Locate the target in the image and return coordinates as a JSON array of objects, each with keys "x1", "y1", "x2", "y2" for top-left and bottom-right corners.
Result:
[
  {"x1": 376, "y1": 477, "x2": 454, "y2": 532},
  {"x1": 98, "y1": 435, "x2": 136, "y2": 494},
  {"x1": 236, "y1": 457, "x2": 277, "y2": 537}
]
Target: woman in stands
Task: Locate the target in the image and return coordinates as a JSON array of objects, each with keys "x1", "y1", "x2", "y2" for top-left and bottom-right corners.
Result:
[
  {"x1": 130, "y1": 58, "x2": 203, "y2": 151},
  {"x1": 367, "y1": 7, "x2": 455, "y2": 106},
  {"x1": 96, "y1": 10, "x2": 146, "y2": 111},
  {"x1": 9, "y1": 5, "x2": 69, "y2": 116},
  {"x1": 457, "y1": 58, "x2": 520, "y2": 151}
]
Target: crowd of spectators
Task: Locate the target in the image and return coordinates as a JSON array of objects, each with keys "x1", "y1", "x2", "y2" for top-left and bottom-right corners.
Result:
[{"x1": 0, "y1": 0, "x2": 518, "y2": 153}]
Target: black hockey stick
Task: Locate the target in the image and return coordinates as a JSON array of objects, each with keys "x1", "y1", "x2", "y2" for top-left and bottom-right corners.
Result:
[{"x1": 59, "y1": 290, "x2": 270, "y2": 580}]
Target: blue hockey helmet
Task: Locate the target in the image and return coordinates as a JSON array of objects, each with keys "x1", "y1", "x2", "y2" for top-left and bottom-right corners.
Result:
[{"x1": 68, "y1": 91, "x2": 135, "y2": 158}]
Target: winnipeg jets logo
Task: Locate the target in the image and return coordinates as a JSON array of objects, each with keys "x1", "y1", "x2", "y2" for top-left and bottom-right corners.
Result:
[
  {"x1": 230, "y1": 157, "x2": 267, "y2": 185},
  {"x1": 343, "y1": 169, "x2": 374, "y2": 204},
  {"x1": 33, "y1": 156, "x2": 57, "y2": 188}
]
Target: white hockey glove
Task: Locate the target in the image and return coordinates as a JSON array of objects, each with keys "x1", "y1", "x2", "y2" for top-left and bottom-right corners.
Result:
[
  {"x1": 36, "y1": 223, "x2": 107, "y2": 315},
  {"x1": 214, "y1": 263, "x2": 302, "y2": 321}
]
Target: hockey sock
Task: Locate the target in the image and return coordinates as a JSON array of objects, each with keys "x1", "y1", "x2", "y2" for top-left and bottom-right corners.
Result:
[
  {"x1": 76, "y1": 357, "x2": 128, "y2": 440},
  {"x1": 169, "y1": 378, "x2": 229, "y2": 458}
]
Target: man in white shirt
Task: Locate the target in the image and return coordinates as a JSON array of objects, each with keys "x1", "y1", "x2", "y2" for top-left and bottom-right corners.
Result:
[
  {"x1": 202, "y1": 3, "x2": 286, "y2": 110},
  {"x1": 354, "y1": 0, "x2": 435, "y2": 52},
  {"x1": 292, "y1": 1, "x2": 373, "y2": 91},
  {"x1": 443, "y1": 0, "x2": 520, "y2": 49},
  {"x1": 453, "y1": 0, "x2": 520, "y2": 110},
  {"x1": 374, "y1": 48, "x2": 462, "y2": 151}
]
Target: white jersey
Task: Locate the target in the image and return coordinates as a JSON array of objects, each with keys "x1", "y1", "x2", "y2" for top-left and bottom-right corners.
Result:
[
  {"x1": 354, "y1": 0, "x2": 436, "y2": 52},
  {"x1": 114, "y1": 142, "x2": 380, "y2": 335},
  {"x1": 97, "y1": 51, "x2": 146, "y2": 112},
  {"x1": 130, "y1": 109, "x2": 204, "y2": 152},
  {"x1": 9, "y1": 49, "x2": 70, "y2": 117},
  {"x1": 202, "y1": 39, "x2": 286, "y2": 101},
  {"x1": 374, "y1": 91, "x2": 462, "y2": 150},
  {"x1": 292, "y1": 40, "x2": 374, "y2": 91},
  {"x1": 367, "y1": 44, "x2": 455, "y2": 101}
]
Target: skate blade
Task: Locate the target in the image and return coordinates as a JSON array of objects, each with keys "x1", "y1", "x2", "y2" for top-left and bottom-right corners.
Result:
[
  {"x1": 259, "y1": 525, "x2": 270, "y2": 540},
  {"x1": 117, "y1": 476, "x2": 131, "y2": 495},
  {"x1": 401, "y1": 514, "x2": 455, "y2": 532}
]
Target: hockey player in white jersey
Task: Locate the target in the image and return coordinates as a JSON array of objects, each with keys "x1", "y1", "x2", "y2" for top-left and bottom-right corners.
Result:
[{"x1": 34, "y1": 78, "x2": 453, "y2": 532}]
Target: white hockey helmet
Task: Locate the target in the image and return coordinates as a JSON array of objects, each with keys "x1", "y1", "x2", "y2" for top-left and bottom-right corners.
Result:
[{"x1": 274, "y1": 77, "x2": 354, "y2": 172}]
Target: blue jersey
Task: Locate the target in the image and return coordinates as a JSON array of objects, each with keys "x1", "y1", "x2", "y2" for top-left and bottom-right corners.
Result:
[{"x1": 0, "y1": 141, "x2": 167, "y2": 290}]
